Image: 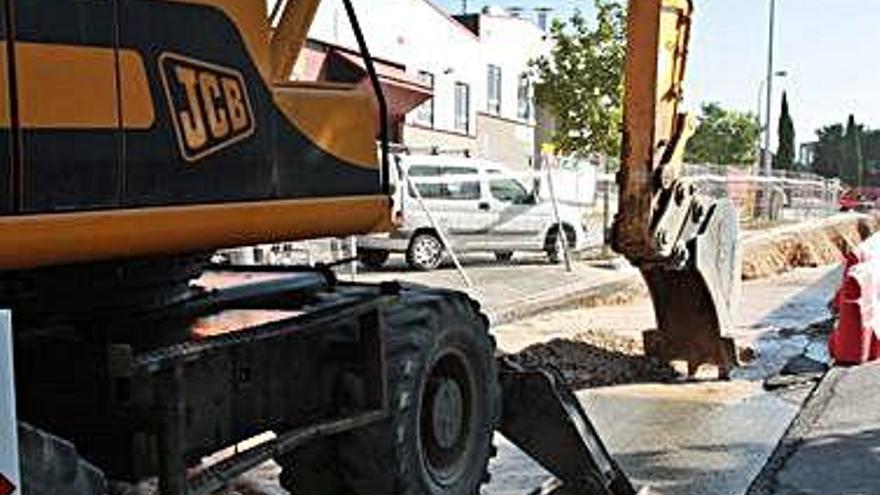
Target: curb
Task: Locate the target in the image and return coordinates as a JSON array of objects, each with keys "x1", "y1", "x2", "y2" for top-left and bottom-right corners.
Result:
[
  {"x1": 486, "y1": 271, "x2": 645, "y2": 326},
  {"x1": 745, "y1": 366, "x2": 846, "y2": 495}
]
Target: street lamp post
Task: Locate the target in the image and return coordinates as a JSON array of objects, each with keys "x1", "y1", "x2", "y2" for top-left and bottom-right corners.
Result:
[
  {"x1": 763, "y1": 0, "x2": 777, "y2": 177},
  {"x1": 756, "y1": 70, "x2": 787, "y2": 171}
]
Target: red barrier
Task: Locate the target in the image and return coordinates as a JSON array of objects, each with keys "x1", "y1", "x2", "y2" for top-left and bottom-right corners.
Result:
[{"x1": 829, "y1": 234, "x2": 880, "y2": 364}]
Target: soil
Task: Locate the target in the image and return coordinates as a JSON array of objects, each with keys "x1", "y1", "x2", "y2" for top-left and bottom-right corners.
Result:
[
  {"x1": 741, "y1": 213, "x2": 880, "y2": 280},
  {"x1": 511, "y1": 329, "x2": 680, "y2": 389}
]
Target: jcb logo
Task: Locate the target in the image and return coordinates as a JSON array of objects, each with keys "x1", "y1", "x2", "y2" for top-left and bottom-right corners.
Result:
[{"x1": 159, "y1": 52, "x2": 255, "y2": 162}]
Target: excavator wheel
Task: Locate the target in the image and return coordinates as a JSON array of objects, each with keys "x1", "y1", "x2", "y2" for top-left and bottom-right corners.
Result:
[{"x1": 278, "y1": 286, "x2": 500, "y2": 495}]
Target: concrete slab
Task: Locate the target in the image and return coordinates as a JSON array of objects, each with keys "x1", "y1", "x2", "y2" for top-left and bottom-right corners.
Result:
[
  {"x1": 486, "y1": 382, "x2": 810, "y2": 495},
  {"x1": 749, "y1": 362, "x2": 880, "y2": 495}
]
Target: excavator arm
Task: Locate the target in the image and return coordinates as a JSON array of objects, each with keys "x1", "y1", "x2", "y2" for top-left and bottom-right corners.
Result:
[
  {"x1": 613, "y1": 0, "x2": 741, "y2": 376},
  {"x1": 498, "y1": 3, "x2": 740, "y2": 495}
]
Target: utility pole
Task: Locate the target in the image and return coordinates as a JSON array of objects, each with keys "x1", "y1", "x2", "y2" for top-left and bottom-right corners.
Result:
[
  {"x1": 763, "y1": 0, "x2": 777, "y2": 177},
  {"x1": 461, "y1": 0, "x2": 467, "y2": 14}
]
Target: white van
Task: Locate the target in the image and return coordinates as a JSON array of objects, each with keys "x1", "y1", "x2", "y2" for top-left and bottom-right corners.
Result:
[{"x1": 358, "y1": 154, "x2": 589, "y2": 270}]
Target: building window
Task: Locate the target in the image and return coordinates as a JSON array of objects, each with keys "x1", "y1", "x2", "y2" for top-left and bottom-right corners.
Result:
[
  {"x1": 517, "y1": 73, "x2": 532, "y2": 120},
  {"x1": 454, "y1": 82, "x2": 470, "y2": 133},
  {"x1": 487, "y1": 64, "x2": 502, "y2": 115},
  {"x1": 415, "y1": 71, "x2": 434, "y2": 127}
]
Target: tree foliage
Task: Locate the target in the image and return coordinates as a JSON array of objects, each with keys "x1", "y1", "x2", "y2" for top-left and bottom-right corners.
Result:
[
  {"x1": 531, "y1": 0, "x2": 626, "y2": 156},
  {"x1": 773, "y1": 92, "x2": 795, "y2": 170},
  {"x1": 811, "y1": 116, "x2": 880, "y2": 185},
  {"x1": 684, "y1": 102, "x2": 761, "y2": 165},
  {"x1": 811, "y1": 124, "x2": 845, "y2": 178},
  {"x1": 844, "y1": 114, "x2": 865, "y2": 187}
]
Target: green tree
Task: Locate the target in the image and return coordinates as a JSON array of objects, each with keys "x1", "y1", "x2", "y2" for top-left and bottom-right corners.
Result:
[
  {"x1": 531, "y1": 0, "x2": 626, "y2": 156},
  {"x1": 684, "y1": 102, "x2": 761, "y2": 165},
  {"x1": 773, "y1": 92, "x2": 795, "y2": 170},
  {"x1": 844, "y1": 114, "x2": 865, "y2": 187},
  {"x1": 811, "y1": 124, "x2": 845, "y2": 178}
]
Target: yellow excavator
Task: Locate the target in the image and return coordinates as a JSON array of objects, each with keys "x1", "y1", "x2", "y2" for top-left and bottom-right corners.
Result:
[{"x1": 0, "y1": 1, "x2": 737, "y2": 494}]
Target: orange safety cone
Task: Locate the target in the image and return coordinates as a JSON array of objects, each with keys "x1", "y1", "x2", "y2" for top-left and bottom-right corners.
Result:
[{"x1": 829, "y1": 257, "x2": 880, "y2": 364}]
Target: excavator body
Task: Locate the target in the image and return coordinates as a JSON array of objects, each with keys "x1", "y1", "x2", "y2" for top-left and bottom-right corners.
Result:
[{"x1": 0, "y1": 0, "x2": 390, "y2": 270}]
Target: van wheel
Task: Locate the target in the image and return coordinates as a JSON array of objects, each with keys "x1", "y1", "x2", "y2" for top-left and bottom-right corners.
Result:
[
  {"x1": 407, "y1": 233, "x2": 444, "y2": 271},
  {"x1": 359, "y1": 249, "x2": 390, "y2": 270},
  {"x1": 494, "y1": 251, "x2": 514, "y2": 263},
  {"x1": 545, "y1": 228, "x2": 566, "y2": 264}
]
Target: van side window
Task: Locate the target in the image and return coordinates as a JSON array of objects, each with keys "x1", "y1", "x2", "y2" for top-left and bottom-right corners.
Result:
[
  {"x1": 490, "y1": 178, "x2": 530, "y2": 204},
  {"x1": 407, "y1": 165, "x2": 478, "y2": 177},
  {"x1": 408, "y1": 165, "x2": 442, "y2": 177},
  {"x1": 412, "y1": 181, "x2": 481, "y2": 200}
]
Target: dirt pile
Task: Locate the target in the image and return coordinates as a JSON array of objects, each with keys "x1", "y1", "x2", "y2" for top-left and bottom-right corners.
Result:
[
  {"x1": 741, "y1": 214, "x2": 880, "y2": 280},
  {"x1": 513, "y1": 329, "x2": 679, "y2": 389}
]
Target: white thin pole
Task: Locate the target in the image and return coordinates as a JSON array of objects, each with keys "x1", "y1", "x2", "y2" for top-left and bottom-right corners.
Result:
[
  {"x1": 545, "y1": 162, "x2": 573, "y2": 272},
  {"x1": 400, "y1": 166, "x2": 473, "y2": 288},
  {"x1": 763, "y1": 0, "x2": 776, "y2": 177}
]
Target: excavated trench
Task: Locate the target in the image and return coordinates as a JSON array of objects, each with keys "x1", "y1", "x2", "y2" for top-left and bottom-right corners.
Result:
[{"x1": 507, "y1": 213, "x2": 880, "y2": 390}]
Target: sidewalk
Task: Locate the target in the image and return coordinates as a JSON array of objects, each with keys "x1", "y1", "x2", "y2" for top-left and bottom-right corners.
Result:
[
  {"x1": 748, "y1": 361, "x2": 880, "y2": 495},
  {"x1": 354, "y1": 254, "x2": 642, "y2": 324}
]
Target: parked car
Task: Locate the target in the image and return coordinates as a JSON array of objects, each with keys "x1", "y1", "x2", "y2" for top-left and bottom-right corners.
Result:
[
  {"x1": 839, "y1": 187, "x2": 880, "y2": 212},
  {"x1": 357, "y1": 154, "x2": 590, "y2": 270}
]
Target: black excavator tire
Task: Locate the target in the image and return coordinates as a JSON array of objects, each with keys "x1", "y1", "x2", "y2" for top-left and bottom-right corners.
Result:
[
  {"x1": 18, "y1": 422, "x2": 108, "y2": 495},
  {"x1": 277, "y1": 286, "x2": 500, "y2": 495}
]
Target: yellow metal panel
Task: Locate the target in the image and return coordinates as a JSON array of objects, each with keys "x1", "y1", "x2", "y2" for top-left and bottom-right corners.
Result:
[
  {"x1": 7, "y1": 42, "x2": 154, "y2": 130},
  {"x1": 120, "y1": 49, "x2": 156, "y2": 129},
  {"x1": 273, "y1": 84, "x2": 379, "y2": 169},
  {"x1": 614, "y1": 0, "x2": 693, "y2": 261},
  {"x1": 0, "y1": 195, "x2": 392, "y2": 270},
  {"x1": 0, "y1": 48, "x2": 7, "y2": 126},
  {"x1": 271, "y1": 0, "x2": 321, "y2": 82}
]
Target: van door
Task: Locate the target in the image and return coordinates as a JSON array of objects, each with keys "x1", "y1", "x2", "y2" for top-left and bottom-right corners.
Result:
[
  {"x1": 486, "y1": 174, "x2": 545, "y2": 250},
  {"x1": 406, "y1": 163, "x2": 493, "y2": 250}
]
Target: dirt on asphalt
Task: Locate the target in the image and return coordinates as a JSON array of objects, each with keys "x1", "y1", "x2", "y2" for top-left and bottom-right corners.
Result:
[{"x1": 512, "y1": 329, "x2": 680, "y2": 389}]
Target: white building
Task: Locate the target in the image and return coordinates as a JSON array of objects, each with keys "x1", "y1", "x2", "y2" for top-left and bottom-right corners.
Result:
[{"x1": 283, "y1": 0, "x2": 550, "y2": 170}]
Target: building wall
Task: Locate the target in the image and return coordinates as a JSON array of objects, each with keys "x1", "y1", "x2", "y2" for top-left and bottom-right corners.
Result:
[
  {"x1": 303, "y1": 0, "x2": 481, "y2": 141},
  {"x1": 477, "y1": 113, "x2": 534, "y2": 168},
  {"x1": 278, "y1": 0, "x2": 549, "y2": 170},
  {"x1": 403, "y1": 124, "x2": 478, "y2": 154}
]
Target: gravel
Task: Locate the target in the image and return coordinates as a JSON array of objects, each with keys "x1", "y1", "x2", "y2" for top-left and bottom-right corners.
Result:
[{"x1": 511, "y1": 329, "x2": 680, "y2": 389}]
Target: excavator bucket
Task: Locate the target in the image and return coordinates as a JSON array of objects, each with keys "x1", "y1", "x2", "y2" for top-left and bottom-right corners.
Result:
[
  {"x1": 641, "y1": 198, "x2": 741, "y2": 377},
  {"x1": 498, "y1": 357, "x2": 637, "y2": 495},
  {"x1": 613, "y1": 0, "x2": 741, "y2": 376}
]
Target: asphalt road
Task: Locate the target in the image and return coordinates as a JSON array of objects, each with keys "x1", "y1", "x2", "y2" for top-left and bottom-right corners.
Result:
[{"x1": 485, "y1": 265, "x2": 842, "y2": 495}]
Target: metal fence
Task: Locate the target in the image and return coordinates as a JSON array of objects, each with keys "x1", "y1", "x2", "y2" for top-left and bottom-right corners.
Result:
[
  {"x1": 580, "y1": 161, "x2": 842, "y2": 252},
  {"x1": 220, "y1": 158, "x2": 843, "y2": 266}
]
